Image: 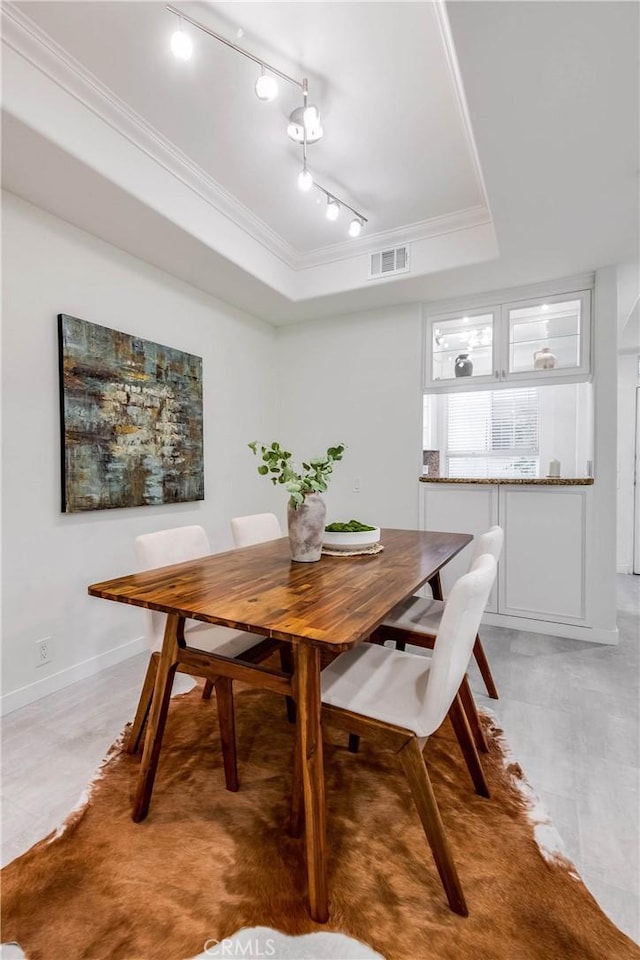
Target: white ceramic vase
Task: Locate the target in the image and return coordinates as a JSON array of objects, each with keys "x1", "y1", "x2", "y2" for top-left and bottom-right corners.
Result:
[{"x1": 287, "y1": 493, "x2": 326, "y2": 562}]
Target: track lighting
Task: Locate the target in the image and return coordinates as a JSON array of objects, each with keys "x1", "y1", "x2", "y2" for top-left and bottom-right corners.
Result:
[
  {"x1": 287, "y1": 106, "x2": 323, "y2": 144},
  {"x1": 165, "y1": 3, "x2": 368, "y2": 236},
  {"x1": 326, "y1": 198, "x2": 340, "y2": 221},
  {"x1": 255, "y1": 67, "x2": 277, "y2": 101},
  {"x1": 170, "y1": 24, "x2": 193, "y2": 61},
  {"x1": 298, "y1": 167, "x2": 313, "y2": 192}
]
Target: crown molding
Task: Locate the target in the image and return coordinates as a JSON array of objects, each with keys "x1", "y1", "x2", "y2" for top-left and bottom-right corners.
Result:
[
  {"x1": 433, "y1": 0, "x2": 492, "y2": 214},
  {"x1": 294, "y1": 205, "x2": 493, "y2": 269},
  {"x1": 1, "y1": 2, "x2": 299, "y2": 267}
]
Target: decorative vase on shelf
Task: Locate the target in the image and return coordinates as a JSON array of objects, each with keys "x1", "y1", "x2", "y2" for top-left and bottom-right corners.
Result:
[
  {"x1": 287, "y1": 493, "x2": 327, "y2": 563},
  {"x1": 533, "y1": 346, "x2": 557, "y2": 370},
  {"x1": 454, "y1": 353, "x2": 473, "y2": 377}
]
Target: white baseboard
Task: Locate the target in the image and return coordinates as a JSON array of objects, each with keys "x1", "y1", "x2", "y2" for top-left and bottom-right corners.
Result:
[
  {"x1": 617, "y1": 564, "x2": 633, "y2": 575},
  {"x1": 482, "y1": 612, "x2": 619, "y2": 645},
  {"x1": 0, "y1": 635, "x2": 147, "y2": 716}
]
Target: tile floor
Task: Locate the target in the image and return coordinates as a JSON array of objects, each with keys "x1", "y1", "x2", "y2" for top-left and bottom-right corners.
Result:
[{"x1": 2, "y1": 576, "x2": 638, "y2": 945}]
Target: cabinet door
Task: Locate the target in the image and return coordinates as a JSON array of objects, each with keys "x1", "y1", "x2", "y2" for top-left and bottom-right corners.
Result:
[
  {"x1": 502, "y1": 290, "x2": 591, "y2": 383},
  {"x1": 499, "y1": 488, "x2": 586, "y2": 622},
  {"x1": 425, "y1": 307, "x2": 498, "y2": 390},
  {"x1": 420, "y1": 484, "x2": 499, "y2": 610}
]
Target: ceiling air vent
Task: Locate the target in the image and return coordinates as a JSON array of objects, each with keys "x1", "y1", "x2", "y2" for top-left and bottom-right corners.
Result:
[{"x1": 368, "y1": 245, "x2": 410, "y2": 280}]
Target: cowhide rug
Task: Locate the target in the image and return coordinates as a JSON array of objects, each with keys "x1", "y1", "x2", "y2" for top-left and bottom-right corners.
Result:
[{"x1": 2, "y1": 679, "x2": 638, "y2": 960}]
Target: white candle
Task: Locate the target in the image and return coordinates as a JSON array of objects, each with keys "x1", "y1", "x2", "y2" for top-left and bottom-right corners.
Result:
[{"x1": 548, "y1": 459, "x2": 561, "y2": 477}]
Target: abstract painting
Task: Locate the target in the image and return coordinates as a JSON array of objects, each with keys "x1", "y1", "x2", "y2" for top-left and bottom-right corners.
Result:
[{"x1": 58, "y1": 315, "x2": 204, "y2": 512}]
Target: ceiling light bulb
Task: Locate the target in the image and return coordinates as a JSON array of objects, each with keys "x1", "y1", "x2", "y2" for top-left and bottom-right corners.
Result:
[
  {"x1": 326, "y1": 199, "x2": 340, "y2": 221},
  {"x1": 298, "y1": 168, "x2": 313, "y2": 191},
  {"x1": 348, "y1": 217, "x2": 363, "y2": 238},
  {"x1": 170, "y1": 29, "x2": 193, "y2": 61},
  {"x1": 255, "y1": 71, "x2": 278, "y2": 101}
]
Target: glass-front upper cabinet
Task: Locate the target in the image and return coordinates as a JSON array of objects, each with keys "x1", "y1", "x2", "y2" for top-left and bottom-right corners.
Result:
[
  {"x1": 428, "y1": 308, "x2": 497, "y2": 385},
  {"x1": 506, "y1": 290, "x2": 591, "y2": 379},
  {"x1": 425, "y1": 288, "x2": 591, "y2": 390}
]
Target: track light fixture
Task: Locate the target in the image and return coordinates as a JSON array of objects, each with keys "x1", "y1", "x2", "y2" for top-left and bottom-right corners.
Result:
[
  {"x1": 255, "y1": 67, "x2": 277, "y2": 101},
  {"x1": 287, "y1": 106, "x2": 323, "y2": 144},
  {"x1": 326, "y1": 198, "x2": 340, "y2": 221},
  {"x1": 298, "y1": 166, "x2": 313, "y2": 192},
  {"x1": 166, "y1": 4, "x2": 368, "y2": 237}
]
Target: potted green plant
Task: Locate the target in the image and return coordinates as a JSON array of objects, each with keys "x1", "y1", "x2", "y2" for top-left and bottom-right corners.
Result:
[{"x1": 248, "y1": 441, "x2": 345, "y2": 562}]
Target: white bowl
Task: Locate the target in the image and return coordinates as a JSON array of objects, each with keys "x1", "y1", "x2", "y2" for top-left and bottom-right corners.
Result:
[{"x1": 322, "y1": 527, "x2": 381, "y2": 551}]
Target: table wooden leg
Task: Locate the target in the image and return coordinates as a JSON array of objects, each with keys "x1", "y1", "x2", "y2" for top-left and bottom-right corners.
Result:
[
  {"x1": 295, "y1": 643, "x2": 329, "y2": 922},
  {"x1": 132, "y1": 614, "x2": 180, "y2": 823},
  {"x1": 126, "y1": 652, "x2": 158, "y2": 755},
  {"x1": 429, "y1": 570, "x2": 444, "y2": 600}
]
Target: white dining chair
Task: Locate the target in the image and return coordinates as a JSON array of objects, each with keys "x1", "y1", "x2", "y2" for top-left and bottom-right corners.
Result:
[
  {"x1": 126, "y1": 524, "x2": 278, "y2": 788},
  {"x1": 292, "y1": 554, "x2": 497, "y2": 917},
  {"x1": 231, "y1": 512, "x2": 283, "y2": 547},
  {"x1": 380, "y1": 526, "x2": 503, "y2": 702}
]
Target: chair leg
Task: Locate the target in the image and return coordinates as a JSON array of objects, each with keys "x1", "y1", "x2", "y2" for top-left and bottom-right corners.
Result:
[
  {"x1": 448, "y1": 694, "x2": 490, "y2": 798},
  {"x1": 126, "y1": 653, "x2": 158, "y2": 755},
  {"x1": 398, "y1": 737, "x2": 468, "y2": 917},
  {"x1": 279, "y1": 645, "x2": 297, "y2": 724},
  {"x1": 473, "y1": 635, "x2": 499, "y2": 700},
  {"x1": 202, "y1": 679, "x2": 215, "y2": 700},
  {"x1": 215, "y1": 677, "x2": 238, "y2": 792},
  {"x1": 348, "y1": 733, "x2": 360, "y2": 753},
  {"x1": 459, "y1": 675, "x2": 488, "y2": 754}
]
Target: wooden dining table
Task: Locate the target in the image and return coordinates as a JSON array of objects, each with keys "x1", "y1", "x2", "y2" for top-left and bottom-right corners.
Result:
[{"x1": 88, "y1": 527, "x2": 472, "y2": 923}]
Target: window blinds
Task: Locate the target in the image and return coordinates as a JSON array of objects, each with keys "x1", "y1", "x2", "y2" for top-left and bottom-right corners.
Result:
[{"x1": 446, "y1": 388, "x2": 539, "y2": 478}]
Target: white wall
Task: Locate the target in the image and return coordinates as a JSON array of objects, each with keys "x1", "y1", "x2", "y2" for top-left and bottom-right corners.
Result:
[
  {"x1": 276, "y1": 304, "x2": 423, "y2": 529},
  {"x1": 589, "y1": 267, "x2": 619, "y2": 633},
  {"x1": 617, "y1": 353, "x2": 639, "y2": 572},
  {"x1": 538, "y1": 382, "x2": 593, "y2": 478},
  {"x1": 1, "y1": 192, "x2": 280, "y2": 712}
]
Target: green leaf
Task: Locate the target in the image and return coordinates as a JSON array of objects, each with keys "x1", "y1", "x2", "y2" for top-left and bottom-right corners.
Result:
[{"x1": 258, "y1": 464, "x2": 269, "y2": 475}]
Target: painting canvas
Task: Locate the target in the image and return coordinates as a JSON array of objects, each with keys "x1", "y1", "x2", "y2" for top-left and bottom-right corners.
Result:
[{"x1": 58, "y1": 315, "x2": 204, "y2": 512}]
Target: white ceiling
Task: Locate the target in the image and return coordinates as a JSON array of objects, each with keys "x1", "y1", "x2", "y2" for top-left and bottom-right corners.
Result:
[
  {"x1": 2, "y1": 1, "x2": 638, "y2": 323},
  {"x1": 14, "y1": 1, "x2": 486, "y2": 252}
]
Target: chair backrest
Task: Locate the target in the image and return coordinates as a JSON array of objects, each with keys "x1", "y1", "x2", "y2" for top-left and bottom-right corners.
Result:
[
  {"x1": 469, "y1": 525, "x2": 503, "y2": 567},
  {"x1": 135, "y1": 525, "x2": 211, "y2": 652},
  {"x1": 231, "y1": 512, "x2": 283, "y2": 548},
  {"x1": 421, "y1": 554, "x2": 497, "y2": 737}
]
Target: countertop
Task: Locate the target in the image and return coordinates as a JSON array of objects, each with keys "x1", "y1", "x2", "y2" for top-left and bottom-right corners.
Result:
[{"x1": 419, "y1": 477, "x2": 594, "y2": 486}]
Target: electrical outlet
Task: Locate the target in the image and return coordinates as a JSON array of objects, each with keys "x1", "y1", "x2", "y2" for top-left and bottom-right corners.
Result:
[
  {"x1": 35, "y1": 637, "x2": 52, "y2": 667},
  {"x1": 353, "y1": 477, "x2": 361, "y2": 493}
]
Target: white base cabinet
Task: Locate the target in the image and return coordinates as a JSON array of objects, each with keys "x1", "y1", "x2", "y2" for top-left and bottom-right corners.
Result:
[{"x1": 419, "y1": 482, "x2": 615, "y2": 643}]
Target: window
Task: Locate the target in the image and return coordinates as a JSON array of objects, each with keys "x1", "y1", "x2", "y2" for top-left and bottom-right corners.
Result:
[{"x1": 425, "y1": 388, "x2": 540, "y2": 479}]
